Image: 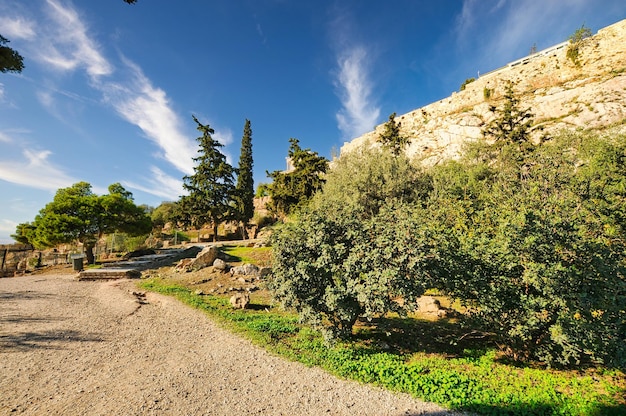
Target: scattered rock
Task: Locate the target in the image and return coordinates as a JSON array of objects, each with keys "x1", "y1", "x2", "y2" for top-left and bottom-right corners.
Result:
[
  {"x1": 229, "y1": 292, "x2": 250, "y2": 309},
  {"x1": 194, "y1": 289, "x2": 205, "y2": 296},
  {"x1": 213, "y1": 258, "x2": 229, "y2": 271},
  {"x1": 175, "y1": 258, "x2": 194, "y2": 272},
  {"x1": 259, "y1": 267, "x2": 272, "y2": 277},
  {"x1": 230, "y1": 263, "x2": 259, "y2": 277}
]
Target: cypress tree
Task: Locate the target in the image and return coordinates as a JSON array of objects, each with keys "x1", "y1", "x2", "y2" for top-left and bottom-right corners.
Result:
[{"x1": 235, "y1": 119, "x2": 254, "y2": 238}]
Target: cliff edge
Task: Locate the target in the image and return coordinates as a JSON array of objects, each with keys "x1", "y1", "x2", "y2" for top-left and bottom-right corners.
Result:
[{"x1": 341, "y1": 19, "x2": 626, "y2": 166}]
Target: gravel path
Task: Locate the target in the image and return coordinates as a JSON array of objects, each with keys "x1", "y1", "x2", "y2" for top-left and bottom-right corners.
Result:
[{"x1": 0, "y1": 274, "x2": 464, "y2": 416}]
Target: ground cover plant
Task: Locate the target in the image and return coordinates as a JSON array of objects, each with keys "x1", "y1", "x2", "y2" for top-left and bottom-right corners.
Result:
[{"x1": 138, "y1": 278, "x2": 626, "y2": 415}]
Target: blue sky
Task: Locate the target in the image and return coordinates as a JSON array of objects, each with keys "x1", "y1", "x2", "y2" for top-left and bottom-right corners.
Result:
[{"x1": 0, "y1": 0, "x2": 624, "y2": 243}]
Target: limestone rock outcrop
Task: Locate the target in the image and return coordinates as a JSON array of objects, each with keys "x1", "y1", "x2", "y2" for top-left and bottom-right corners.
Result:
[{"x1": 341, "y1": 19, "x2": 626, "y2": 165}]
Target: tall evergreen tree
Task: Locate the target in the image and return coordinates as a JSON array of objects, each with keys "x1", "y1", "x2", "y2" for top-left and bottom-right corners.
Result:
[
  {"x1": 266, "y1": 138, "x2": 328, "y2": 217},
  {"x1": 235, "y1": 119, "x2": 254, "y2": 239},
  {"x1": 482, "y1": 82, "x2": 534, "y2": 149},
  {"x1": 378, "y1": 112, "x2": 409, "y2": 156},
  {"x1": 180, "y1": 115, "x2": 235, "y2": 242}
]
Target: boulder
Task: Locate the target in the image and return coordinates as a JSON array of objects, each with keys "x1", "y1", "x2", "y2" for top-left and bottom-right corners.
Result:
[
  {"x1": 188, "y1": 245, "x2": 219, "y2": 270},
  {"x1": 417, "y1": 296, "x2": 450, "y2": 317},
  {"x1": 230, "y1": 292, "x2": 250, "y2": 309},
  {"x1": 213, "y1": 258, "x2": 229, "y2": 271},
  {"x1": 230, "y1": 263, "x2": 260, "y2": 277}
]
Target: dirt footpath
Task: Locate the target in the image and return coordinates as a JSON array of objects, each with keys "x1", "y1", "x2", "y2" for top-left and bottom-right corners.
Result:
[{"x1": 0, "y1": 274, "x2": 463, "y2": 416}]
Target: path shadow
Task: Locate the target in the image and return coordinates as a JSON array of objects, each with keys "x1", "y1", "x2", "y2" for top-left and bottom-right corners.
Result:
[
  {"x1": 0, "y1": 329, "x2": 103, "y2": 351},
  {"x1": 0, "y1": 290, "x2": 54, "y2": 301},
  {"x1": 0, "y1": 315, "x2": 67, "y2": 325}
]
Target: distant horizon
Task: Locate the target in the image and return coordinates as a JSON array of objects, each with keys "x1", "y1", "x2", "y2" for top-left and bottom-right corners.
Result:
[{"x1": 1, "y1": 0, "x2": 625, "y2": 243}]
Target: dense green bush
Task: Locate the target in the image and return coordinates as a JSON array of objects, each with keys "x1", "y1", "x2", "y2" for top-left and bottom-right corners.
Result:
[
  {"x1": 270, "y1": 148, "x2": 439, "y2": 340},
  {"x1": 269, "y1": 120, "x2": 626, "y2": 367},
  {"x1": 431, "y1": 131, "x2": 626, "y2": 367}
]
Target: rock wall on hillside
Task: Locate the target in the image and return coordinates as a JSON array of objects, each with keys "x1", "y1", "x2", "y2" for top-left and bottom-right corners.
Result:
[{"x1": 341, "y1": 19, "x2": 626, "y2": 166}]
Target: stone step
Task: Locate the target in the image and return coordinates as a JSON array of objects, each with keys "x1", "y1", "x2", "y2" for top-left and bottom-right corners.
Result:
[{"x1": 77, "y1": 268, "x2": 141, "y2": 281}]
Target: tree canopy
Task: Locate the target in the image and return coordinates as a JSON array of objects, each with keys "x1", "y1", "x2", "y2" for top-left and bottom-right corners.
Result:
[
  {"x1": 0, "y1": 34, "x2": 24, "y2": 73},
  {"x1": 13, "y1": 182, "x2": 151, "y2": 264},
  {"x1": 179, "y1": 115, "x2": 235, "y2": 241},
  {"x1": 266, "y1": 138, "x2": 328, "y2": 217}
]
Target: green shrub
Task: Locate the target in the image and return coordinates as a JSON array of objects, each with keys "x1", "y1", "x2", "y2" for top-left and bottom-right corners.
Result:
[
  {"x1": 566, "y1": 24, "x2": 592, "y2": 66},
  {"x1": 270, "y1": 148, "x2": 438, "y2": 340},
  {"x1": 460, "y1": 77, "x2": 476, "y2": 91},
  {"x1": 430, "y1": 131, "x2": 626, "y2": 368}
]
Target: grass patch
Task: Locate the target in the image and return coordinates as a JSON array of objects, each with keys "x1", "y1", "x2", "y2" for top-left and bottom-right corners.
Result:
[
  {"x1": 220, "y1": 245, "x2": 272, "y2": 266},
  {"x1": 139, "y1": 278, "x2": 626, "y2": 416}
]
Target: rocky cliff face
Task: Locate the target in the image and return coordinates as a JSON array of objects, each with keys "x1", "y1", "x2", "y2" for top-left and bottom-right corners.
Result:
[{"x1": 341, "y1": 19, "x2": 626, "y2": 166}]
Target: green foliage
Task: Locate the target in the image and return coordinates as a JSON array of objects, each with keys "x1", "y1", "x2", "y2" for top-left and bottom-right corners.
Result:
[
  {"x1": 255, "y1": 183, "x2": 269, "y2": 198},
  {"x1": 377, "y1": 112, "x2": 410, "y2": 156},
  {"x1": 430, "y1": 131, "x2": 626, "y2": 368},
  {"x1": 569, "y1": 24, "x2": 592, "y2": 44},
  {"x1": 180, "y1": 115, "x2": 235, "y2": 241},
  {"x1": 460, "y1": 77, "x2": 475, "y2": 91},
  {"x1": 270, "y1": 149, "x2": 438, "y2": 340},
  {"x1": 19, "y1": 182, "x2": 151, "y2": 264},
  {"x1": 150, "y1": 201, "x2": 178, "y2": 231},
  {"x1": 141, "y1": 278, "x2": 626, "y2": 415},
  {"x1": 235, "y1": 119, "x2": 255, "y2": 232},
  {"x1": 309, "y1": 147, "x2": 431, "y2": 219},
  {"x1": 11, "y1": 222, "x2": 35, "y2": 245},
  {"x1": 566, "y1": 25, "x2": 592, "y2": 66},
  {"x1": 483, "y1": 87, "x2": 492, "y2": 100},
  {"x1": 266, "y1": 138, "x2": 328, "y2": 217},
  {"x1": 0, "y1": 34, "x2": 24, "y2": 73},
  {"x1": 482, "y1": 82, "x2": 534, "y2": 154}
]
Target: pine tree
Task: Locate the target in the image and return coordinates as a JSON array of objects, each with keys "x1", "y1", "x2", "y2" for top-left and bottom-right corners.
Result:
[
  {"x1": 235, "y1": 119, "x2": 254, "y2": 239},
  {"x1": 482, "y1": 82, "x2": 534, "y2": 149},
  {"x1": 180, "y1": 115, "x2": 235, "y2": 242},
  {"x1": 378, "y1": 112, "x2": 409, "y2": 156},
  {"x1": 266, "y1": 138, "x2": 328, "y2": 217}
]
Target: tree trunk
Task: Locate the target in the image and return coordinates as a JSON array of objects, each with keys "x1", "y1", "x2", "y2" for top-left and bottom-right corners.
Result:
[
  {"x1": 239, "y1": 221, "x2": 248, "y2": 240},
  {"x1": 85, "y1": 244, "x2": 95, "y2": 265},
  {"x1": 212, "y1": 223, "x2": 218, "y2": 242}
]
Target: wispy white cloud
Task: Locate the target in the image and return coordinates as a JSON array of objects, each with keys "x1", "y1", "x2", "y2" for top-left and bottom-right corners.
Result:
[
  {"x1": 0, "y1": 16, "x2": 37, "y2": 40},
  {"x1": 455, "y1": 0, "x2": 594, "y2": 69},
  {"x1": 8, "y1": 1, "x2": 197, "y2": 178},
  {"x1": 334, "y1": 46, "x2": 380, "y2": 140},
  {"x1": 0, "y1": 128, "x2": 30, "y2": 144},
  {"x1": 40, "y1": 0, "x2": 113, "y2": 79},
  {"x1": 124, "y1": 166, "x2": 185, "y2": 200},
  {"x1": 102, "y1": 59, "x2": 196, "y2": 175},
  {"x1": 0, "y1": 149, "x2": 76, "y2": 191}
]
